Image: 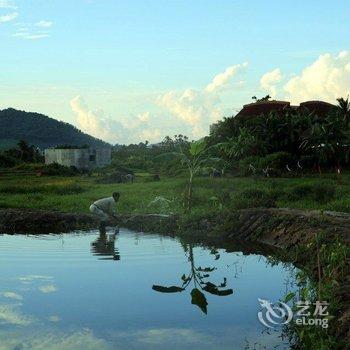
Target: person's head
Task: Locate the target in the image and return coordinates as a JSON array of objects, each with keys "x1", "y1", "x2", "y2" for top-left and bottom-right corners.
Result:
[{"x1": 112, "y1": 192, "x2": 120, "y2": 202}]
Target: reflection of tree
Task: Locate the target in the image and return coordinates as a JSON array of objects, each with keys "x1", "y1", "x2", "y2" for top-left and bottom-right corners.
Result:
[
  {"x1": 152, "y1": 244, "x2": 233, "y2": 314},
  {"x1": 91, "y1": 233, "x2": 120, "y2": 261}
]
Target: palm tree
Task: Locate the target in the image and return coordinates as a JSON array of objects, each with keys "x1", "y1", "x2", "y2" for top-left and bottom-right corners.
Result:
[{"x1": 336, "y1": 96, "x2": 350, "y2": 125}]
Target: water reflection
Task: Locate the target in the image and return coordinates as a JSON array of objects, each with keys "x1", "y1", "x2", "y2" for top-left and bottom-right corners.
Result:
[
  {"x1": 0, "y1": 230, "x2": 297, "y2": 350},
  {"x1": 90, "y1": 232, "x2": 120, "y2": 261},
  {"x1": 152, "y1": 244, "x2": 233, "y2": 314}
]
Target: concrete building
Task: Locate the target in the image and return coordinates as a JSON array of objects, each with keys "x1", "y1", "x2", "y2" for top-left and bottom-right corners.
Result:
[{"x1": 45, "y1": 148, "x2": 111, "y2": 170}]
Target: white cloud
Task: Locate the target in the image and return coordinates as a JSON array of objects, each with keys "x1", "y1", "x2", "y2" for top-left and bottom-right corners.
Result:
[
  {"x1": 38, "y1": 284, "x2": 57, "y2": 293},
  {"x1": 71, "y1": 63, "x2": 248, "y2": 143},
  {"x1": 0, "y1": 0, "x2": 17, "y2": 9},
  {"x1": 283, "y1": 51, "x2": 350, "y2": 104},
  {"x1": 0, "y1": 11, "x2": 17, "y2": 23},
  {"x1": 157, "y1": 88, "x2": 222, "y2": 138},
  {"x1": 1, "y1": 292, "x2": 23, "y2": 300},
  {"x1": 206, "y1": 62, "x2": 248, "y2": 93},
  {"x1": 70, "y1": 96, "x2": 125, "y2": 143},
  {"x1": 260, "y1": 68, "x2": 282, "y2": 98},
  {"x1": 35, "y1": 20, "x2": 53, "y2": 28},
  {"x1": 12, "y1": 32, "x2": 49, "y2": 40},
  {"x1": 157, "y1": 63, "x2": 247, "y2": 138}
]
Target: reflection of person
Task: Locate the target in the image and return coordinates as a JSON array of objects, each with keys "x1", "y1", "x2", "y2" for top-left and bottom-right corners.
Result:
[
  {"x1": 89, "y1": 192, "x2": 120, "y2": 233},
  {"x1": 91, "y1": 232, "x2": 120, "y2": 261}
]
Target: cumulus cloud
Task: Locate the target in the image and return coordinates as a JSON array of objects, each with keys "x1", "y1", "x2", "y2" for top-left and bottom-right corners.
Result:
[
  {"x1": 0, "y1": 11, "x2": 17, "y2": 23},
  {"x1": 283, "y1": 51, "x2": 350, "y2": 104},
  {"x1": 71, "y1": 96, "x2": 163, "y2": 144},
  {"x1": 38, "y1": 284, "x2": 57, "y2": 293},
  {"x1": 71, "y1": 96, "x2": 125, "y2": 143},
  {"x1": 71, "y1": 63, "x2": 247, "y2": 143},
  {"x1": 1, "y1": 291, "x2": 23, "y2": 300},
  {"x1": 206, "y1": 62, "x2": 248, "y2": 93},
  {"x1": 260, "y1": 68, "x2": 282, "y2": 98},
  {"x1": 35, "y1": 20, "x2": 53, "y2": 28},
  {"x1": 157, "y1": 89, "x2": 220, "y2": 138},
  {"x1": 157, "y1": 63, "x2": 248, "y2": 138}
]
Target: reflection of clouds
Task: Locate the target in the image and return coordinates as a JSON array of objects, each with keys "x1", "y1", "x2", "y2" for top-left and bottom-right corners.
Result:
[
  {"x1": 17, "y1": 275, "x2": 53, "y2": 283},
  {"x1": 0, "y1": 304, "x2": 33, "y2": 326},
  {"x1": 0, "y1": 329, "x2": 111, "y2": 350},
  {"x1": 38, "y1": 285, "x2": 57, "y2": 294},
  {"x1": 1, "y1": 292, "x2": 23, "y2": 300},
  {"x1": 48, "y1": 315, "x2": 60, "y2": 322},
  {"x1": 136, "y1": 328, "x2": 212, "y2": 345}
]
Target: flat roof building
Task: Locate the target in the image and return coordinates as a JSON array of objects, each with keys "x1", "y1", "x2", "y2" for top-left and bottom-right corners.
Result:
[{"x1": 45, "y1": 148, "x2": 111, "y2": 170}]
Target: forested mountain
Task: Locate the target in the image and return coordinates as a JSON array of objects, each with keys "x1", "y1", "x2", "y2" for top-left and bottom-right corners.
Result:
[{"x1": 0, "y1": 108, "x2": 109, "y2": 149}]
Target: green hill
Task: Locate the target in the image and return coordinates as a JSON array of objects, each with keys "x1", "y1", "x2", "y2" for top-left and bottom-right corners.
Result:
[{"x1": 0, "y1": 108, "x2": 110, "y2": 149}]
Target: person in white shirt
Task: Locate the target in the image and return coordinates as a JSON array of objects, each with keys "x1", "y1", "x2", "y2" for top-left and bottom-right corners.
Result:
[{"x1": 89, "y1": 192, "x2": 120, "y2": 232}]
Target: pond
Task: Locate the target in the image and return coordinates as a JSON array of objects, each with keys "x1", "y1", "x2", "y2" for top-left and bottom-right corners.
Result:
[{"x1": 0, "y1": 229, "x2": 297, "y2": 350}]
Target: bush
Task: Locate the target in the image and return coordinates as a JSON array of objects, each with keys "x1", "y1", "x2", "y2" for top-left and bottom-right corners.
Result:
[
  {"x1": 313, "y1": 184, "x2": 336, "y2": 203},
  {"x1": 39, "y1": 163, "x2": 80, "y2": 176},
  {"x1": 287, "y1": 184, "x2": 314, "y2": 201},
  {"x1": 0, "y1": 154, "x2": 19, "y2": 168},
  {"x1": 234, "y1": 188, "x2": 276, "y2": 209},
  {"x1": 232, "y1": 196, "x2": 276, "y2": 209},
  {"x1": 260, "y1": 152, "x2": 294, "y2": 169},
  {"x1": 238, "y1": 156, "x2": 261, "y2": 176}
]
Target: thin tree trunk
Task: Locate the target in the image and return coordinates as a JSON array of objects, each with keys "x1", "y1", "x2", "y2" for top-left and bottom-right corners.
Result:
[{"x1": 187, "y1": 171, "x2": 193, "y2": 212}]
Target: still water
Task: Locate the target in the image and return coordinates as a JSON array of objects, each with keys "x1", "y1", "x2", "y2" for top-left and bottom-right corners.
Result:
[{"x1": 0, "y1": 229, "x2": 296, "y2": 350}]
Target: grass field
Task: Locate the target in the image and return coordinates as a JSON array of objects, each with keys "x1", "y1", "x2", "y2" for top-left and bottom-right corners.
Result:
[{"x1": 0, "y1": 172, "x2": 350, "y2": 215}]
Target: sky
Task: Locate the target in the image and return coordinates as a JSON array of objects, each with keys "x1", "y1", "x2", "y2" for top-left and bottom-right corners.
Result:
[{"x1": 0, "y1": 0, "x2": 350, "y2": 144}]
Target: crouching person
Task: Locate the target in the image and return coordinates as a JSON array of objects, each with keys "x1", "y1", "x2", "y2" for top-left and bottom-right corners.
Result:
[{"x1": 89, "y1": 192, "x2": 120, "y2": 234}]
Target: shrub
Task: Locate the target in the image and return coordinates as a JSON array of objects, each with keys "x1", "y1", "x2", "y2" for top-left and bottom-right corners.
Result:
[
  {"x1": 287, "y1": 184, "x2": 314, "y2": 201},
  {"x1": 232, "y1": 196, "x2": 276, "y2": 209},
  {"x1": 39, "y1": 163, "x2": 79, "y2": 176},
  {"x1": 0, "y1": 154, "x2": 19, "y2": 168},
  {"x1": 238, "y1": 156, "x2": 261, "y2": 176},
  {"x1": 259, "y1": 152, "x2": 294, "y2": 170},
  {"x1": 313, "y1": 184, "x2": 336, "y2": 203},
  {"x1": 234, "y1": 188, "x2": 276, "y2": 209}
]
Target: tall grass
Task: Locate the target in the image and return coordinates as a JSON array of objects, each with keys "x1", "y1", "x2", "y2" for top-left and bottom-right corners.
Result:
[{"x1": 0, "y1": 173, "x2": 350, "y2": 214}]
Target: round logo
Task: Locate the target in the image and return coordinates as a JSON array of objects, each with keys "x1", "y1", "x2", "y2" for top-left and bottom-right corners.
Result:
[{"x1": 258, "y1": 298, "x2": 293, "y2": 328}]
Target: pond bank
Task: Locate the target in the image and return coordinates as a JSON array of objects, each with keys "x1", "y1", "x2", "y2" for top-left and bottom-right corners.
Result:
[{"x1": 0, "y1": 207, "x2": 349, "y2": 348}]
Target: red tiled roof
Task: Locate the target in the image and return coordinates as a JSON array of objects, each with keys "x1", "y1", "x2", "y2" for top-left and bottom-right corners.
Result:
[{"x1": 235, "y1": 100, "x2": 336, "y2": 120}]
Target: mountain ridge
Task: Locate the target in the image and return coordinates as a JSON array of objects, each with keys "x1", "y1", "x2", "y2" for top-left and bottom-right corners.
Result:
[{"x1": 0, "y1": 108, "x2": 110, "y2": 149}]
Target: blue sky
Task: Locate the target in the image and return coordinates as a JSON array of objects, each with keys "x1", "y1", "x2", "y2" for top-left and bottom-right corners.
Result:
[{"x1": 1, "y1": 0, "x2": 350, "y2": 144}]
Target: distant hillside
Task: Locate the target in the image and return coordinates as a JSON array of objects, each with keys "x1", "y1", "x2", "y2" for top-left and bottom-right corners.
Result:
[{"x1": 0, "y1": 108, "x2": 110, "y2": 149}]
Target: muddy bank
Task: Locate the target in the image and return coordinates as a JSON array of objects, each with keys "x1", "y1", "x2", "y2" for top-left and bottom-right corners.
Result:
[{"x1": 0, "y1": 209, "x2": 99, "y2": 234}]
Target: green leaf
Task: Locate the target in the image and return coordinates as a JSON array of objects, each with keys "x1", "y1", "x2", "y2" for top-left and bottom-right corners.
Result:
[
  {"x1": 190, "y1": 139, "x2": 207, "y2": 156},
  {"x1": 283, "y1": 292, "x2": 295, "y2": 303},
  {"x1": 152, "y1": 285, "x2": 184, "y2": 293},
  {"x1": 190, "y1": 288, "x2": 208, "y2": 314}
]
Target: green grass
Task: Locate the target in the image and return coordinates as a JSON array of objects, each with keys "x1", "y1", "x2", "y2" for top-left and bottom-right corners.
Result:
[{"x1": 0, "y1": 173, "x2": 350, "y2": 214}]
